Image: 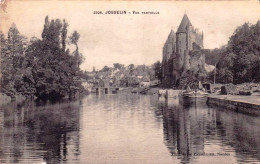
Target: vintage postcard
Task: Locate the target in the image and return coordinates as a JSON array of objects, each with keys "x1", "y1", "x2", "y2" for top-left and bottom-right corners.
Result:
[{"x1": 0, "y1": 0, "x2": 260, "y2": 164}]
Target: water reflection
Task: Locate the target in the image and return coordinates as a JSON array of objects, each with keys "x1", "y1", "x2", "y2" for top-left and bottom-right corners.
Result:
[
  {"x1": 0, "y1": 94, "x2": 259, "y2": 164},
  {"x1": 0, "y1": 100, "x2": 81, "y2": 163},
  {"x1": 159, "y1": 97, "x2": 260, "y2": 164}
]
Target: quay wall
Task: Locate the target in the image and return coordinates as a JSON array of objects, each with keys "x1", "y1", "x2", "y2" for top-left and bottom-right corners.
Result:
[{"x1": 207, "y1": 96, "x2": 260, "y2": 116}]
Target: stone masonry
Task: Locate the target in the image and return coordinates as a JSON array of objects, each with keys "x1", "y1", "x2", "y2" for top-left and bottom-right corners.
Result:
[{"x1": 162, "y1": 14, "x2": 205, "y2": 87}]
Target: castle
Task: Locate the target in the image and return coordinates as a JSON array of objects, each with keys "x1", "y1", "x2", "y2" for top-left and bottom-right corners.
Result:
[{"x1": 162, "y1": 14, "x2": 206, "y2": 87}]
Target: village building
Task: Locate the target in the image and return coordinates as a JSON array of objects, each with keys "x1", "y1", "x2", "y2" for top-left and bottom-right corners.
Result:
[{"x1": 139, "y1": 77, "x2": 150, "y2": 87}]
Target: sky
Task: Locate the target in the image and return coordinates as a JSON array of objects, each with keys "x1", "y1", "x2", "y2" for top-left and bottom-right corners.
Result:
[{"x1": 1, "y1": 1, "x2": 260, "y2": 71}]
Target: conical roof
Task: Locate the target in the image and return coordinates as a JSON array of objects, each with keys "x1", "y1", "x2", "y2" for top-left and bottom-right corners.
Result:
[
  {"x1": 257, "y1": 20, "x2": 260, "y2": 27},
  {"x1": 177, "y1": 14, "x2": 192, "y2": 33},
  {"x1": 167, "y1": 29, "x2": 175, "y2": 42}
]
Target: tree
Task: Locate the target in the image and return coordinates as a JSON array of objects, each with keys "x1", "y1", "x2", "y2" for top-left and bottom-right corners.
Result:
[
  {"x1": 1, "y1": 17, "x2": 87, "y2": 100},
  {"x1": 7, "y1": 23, "x2": 27, "y2": 70},
  {"x1": 153, "y1": 61, "x2": 162, "y2": 82},
  {"x1": 217, "y1": 22, "x2": 260, "y2": 84},
  {"x1": 0, "y1": 25, "x2": 27, "y2": 97},
  {"x1": 204, "y1": 47, "x2": 226, "y2": 65},
  {"x1": 113, "y1": 63, "x2": 123, "y2": 70},
  {"x1": 42, "y1": 16, "x2": 50, "y2": 40},
  {"x1": 101, "y1": 66, "x2": 110, "y2": 72},
  {"x1": 61, "y1": 19, "x2": 68, "y2": 52},
  {"x1": 69, "y1": 31, "x2": 80, "y2": 51},
  {"x1": 0, "y1": 32, "x2": 13, "y2": 93},
  {"x1": 69, "y1": 31, "x2": 84, "y2": 68}
]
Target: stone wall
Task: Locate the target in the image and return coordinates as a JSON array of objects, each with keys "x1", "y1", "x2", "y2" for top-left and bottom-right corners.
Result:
[
  {"x1": 188, "y1": 50, "x2": 205, "y2": 73},
  {"x1": 176, "y1": 33, "x2": 187, "y2": 57},
  {"x1": 207, "y1": 97, "x2": 260, "y2": 116},
  {"x1": 161, "y1": 14, "x2": 205, "y2": 88}
]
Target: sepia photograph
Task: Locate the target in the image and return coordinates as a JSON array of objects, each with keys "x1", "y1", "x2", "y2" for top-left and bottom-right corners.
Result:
[{"x1": 0, "y1": 0, "x2": 260, "y2": 163}]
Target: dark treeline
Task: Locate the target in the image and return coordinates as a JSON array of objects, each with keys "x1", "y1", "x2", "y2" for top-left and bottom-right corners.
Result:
[
  {"x1": 0, "y1": 16, "x2": 87, "y2": 100},
  {"x1": 206, "y1": 21, "x2": 260, "y2": 84}
]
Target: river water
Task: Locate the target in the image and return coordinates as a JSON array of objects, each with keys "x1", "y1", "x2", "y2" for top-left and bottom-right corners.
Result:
[{"x1": 0, "y1": 94, "x2": 259, "y2": 164}]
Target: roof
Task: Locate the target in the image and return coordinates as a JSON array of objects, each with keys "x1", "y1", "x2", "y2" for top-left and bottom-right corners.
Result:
[
  {"x1": 257, "y1": 20, "x2": 260, "y2": 27},
  {"x1": 167, "y1": 29, "x2": 175, "y2": 42},
  {"x1": 177, "y1": 14, "x2": 192, "y2": 33}
]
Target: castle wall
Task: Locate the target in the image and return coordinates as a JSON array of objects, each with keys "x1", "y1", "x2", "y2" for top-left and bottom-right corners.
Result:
[
  {"x1": 188, "y1": 27, "x2": 203, "y2": 50},
  {"x1": 166, "y1": 42, "x2": 174, "y2": 60},
  {"x1": 161, "y1": 14, "x2": 206, "y2": 87},
  {"x1": 183, "y1": 50, "x2": 190, "y2": 71},
  {"x1": 193, "y1": 32, "x2": 203, "y2": 49},
  {"x1": 189, "y1": 50, "x2": 205, "y2": 73},
  {"x1": 162, "y1": 31, "x2": 176, "y2": 79},
  {"x1": 176, "y1": 33, "x2": 186, "y2": 70},
  {"x1": 176, "y1": 33, "x2": 187, "y2": 56},
  {"x1": 162, "y1": 43, "x2": 167, "y2": 78}
]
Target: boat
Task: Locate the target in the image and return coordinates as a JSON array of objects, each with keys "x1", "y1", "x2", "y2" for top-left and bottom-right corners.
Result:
[
  {"x1": 179, "y1": 90, "x2": 209, "y2": 98},
  {"x1": 179, "y1": 82, "x2": 209, "y2": 98}
]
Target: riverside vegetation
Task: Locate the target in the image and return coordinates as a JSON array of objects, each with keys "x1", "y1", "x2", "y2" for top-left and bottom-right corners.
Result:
[
  {"x1": 206, "y1": 22, "x2": 260, "y2": 84},
  {"x1": 157, "y1": 21, "x2": 260, "y2": 89},
  {"x1": 0, "y1": 16, "x2": 87, "y2": 101}
]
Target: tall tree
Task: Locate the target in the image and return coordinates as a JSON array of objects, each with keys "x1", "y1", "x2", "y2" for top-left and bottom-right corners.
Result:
[
  {"x1": 42, "y1": 16, "x2": 50, "y2": 40},
  {"x1": 153, "y1": 61, "x2": 162, "y2": 82},
  {"x1": 69, "y1": 31, "x2": 83, "y2": 68},
  {"x1": 61, "y1": 19, "x2": 68, "y2": 52},
  {"x1": 7, "y1": 23, "x2": 27, "y2": 70}
]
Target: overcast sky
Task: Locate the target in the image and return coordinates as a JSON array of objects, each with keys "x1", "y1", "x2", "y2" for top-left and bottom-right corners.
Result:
[{"x1": 1, "y1": 1, "x2": 260, "y2": 71}]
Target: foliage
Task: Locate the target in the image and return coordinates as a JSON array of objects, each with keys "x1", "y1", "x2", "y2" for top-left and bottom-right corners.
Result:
[
  {"x1": 113, "y1": 63, "x2": 124, "y2": 70},
  {"x1": 153, "y1": 61, "x2": 162, "y2": 82},
  {"x1": 215, "y1": 22, "x2": 260, "y2": 84},
  {"x1": 0, "y1": 16, "x2": 87, "y2": 100},
  {"x1": 69, "y1": 31, "x2": 84, "y2": 68},
  {"x1": 101, "y1": 66, "x2": 110, "y2": 72},
  {"x1": 204, "y1": 47, "x2": 226, "y2": 65}
]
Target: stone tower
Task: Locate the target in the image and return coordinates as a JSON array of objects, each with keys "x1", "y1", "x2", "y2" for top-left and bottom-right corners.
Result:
[
  {"x1": 175, "y1": 14, "x2": 203, "y2": 70},
  {"x1": 162, "y1": 29, "x2": 176, "y2": 79},
  {"x1": 162, "y1": 14, "x2": 206, "y2": 87},
  {"x1": 257, "y1": 20, "x2": 260, "y2": 34}
]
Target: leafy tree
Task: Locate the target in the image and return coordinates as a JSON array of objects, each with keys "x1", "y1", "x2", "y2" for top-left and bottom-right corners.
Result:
[
  {"x1": 69, "y1": 31, "x2": 84, "y2": 68},
  {"x1": 128, "y1": 64, "x2": 135, "y2": 75},
  {"x1": 204, "y1": 47, "x2": 226, "y2": 65},
  {"x1": 0, "y1": 24, "x2": 27, "y2": 97},
  {"x1": 0, "y1": 17, "x2": 88, "y2": 100},
  {"x1": 153, "y1": 61, "x2": 162, "y2": 82},
  {"x1": 101, "y1": 66, "x2": 110, "y2": 72},
  {"x1": 217, "y1": 22, "x2": 260, "y2": 84},
  {"x1": 210, "y1": 22, "x2": 260, "y2": 84},
  {"x1": 113, "y1": 63, "x2": 123, "y2": 70},
  {"x1": 7, "y1": 23, "x2": 27, "y2": 70},
  {"x1": 61, "y1": 19, "x2": 68, "y2": 52}
]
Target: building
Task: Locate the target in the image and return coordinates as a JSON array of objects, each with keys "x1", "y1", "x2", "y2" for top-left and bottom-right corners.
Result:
[
  {"x1": 139, "y1": 77, "x2": 150, "y2": 87},
  {"x1": 162, "y1": 14, "x2": 206, "y2": 87}
]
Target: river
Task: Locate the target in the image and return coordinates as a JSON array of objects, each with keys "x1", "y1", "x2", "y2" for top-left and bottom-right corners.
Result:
[{"x1": 0, "y1": 94, "x2": 259, "y2": 164}]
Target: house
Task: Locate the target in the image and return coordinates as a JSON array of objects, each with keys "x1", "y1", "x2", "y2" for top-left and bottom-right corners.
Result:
[{"x1": 139, "y1": 77, "x2": 150, "y2": 87}]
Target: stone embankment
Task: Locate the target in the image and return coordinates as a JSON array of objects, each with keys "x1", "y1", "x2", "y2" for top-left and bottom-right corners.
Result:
[
  {"x1": 157, "y1": 87, "x2": 260, "y2": 116},
  {"x1": 207, "y1": 95, "x2": 260, "y2": 116}
]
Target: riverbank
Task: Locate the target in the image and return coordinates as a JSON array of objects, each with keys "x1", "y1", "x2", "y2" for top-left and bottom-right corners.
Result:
[
  {"x1": 0, "y1": 90, "x2": 89, "y2": 106},
  {"x1": 153, "y1": 86, "x2": 260, "y2": 116},
  {"x1": 207, "y1": 95, "x2": 260, "y2": 116},
  {"x1": 117, "y1": 87, "x2": 160, "y2": 95},
  {"x1": 0, "y1": 92, "x2": 27, "y2": 106}
]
